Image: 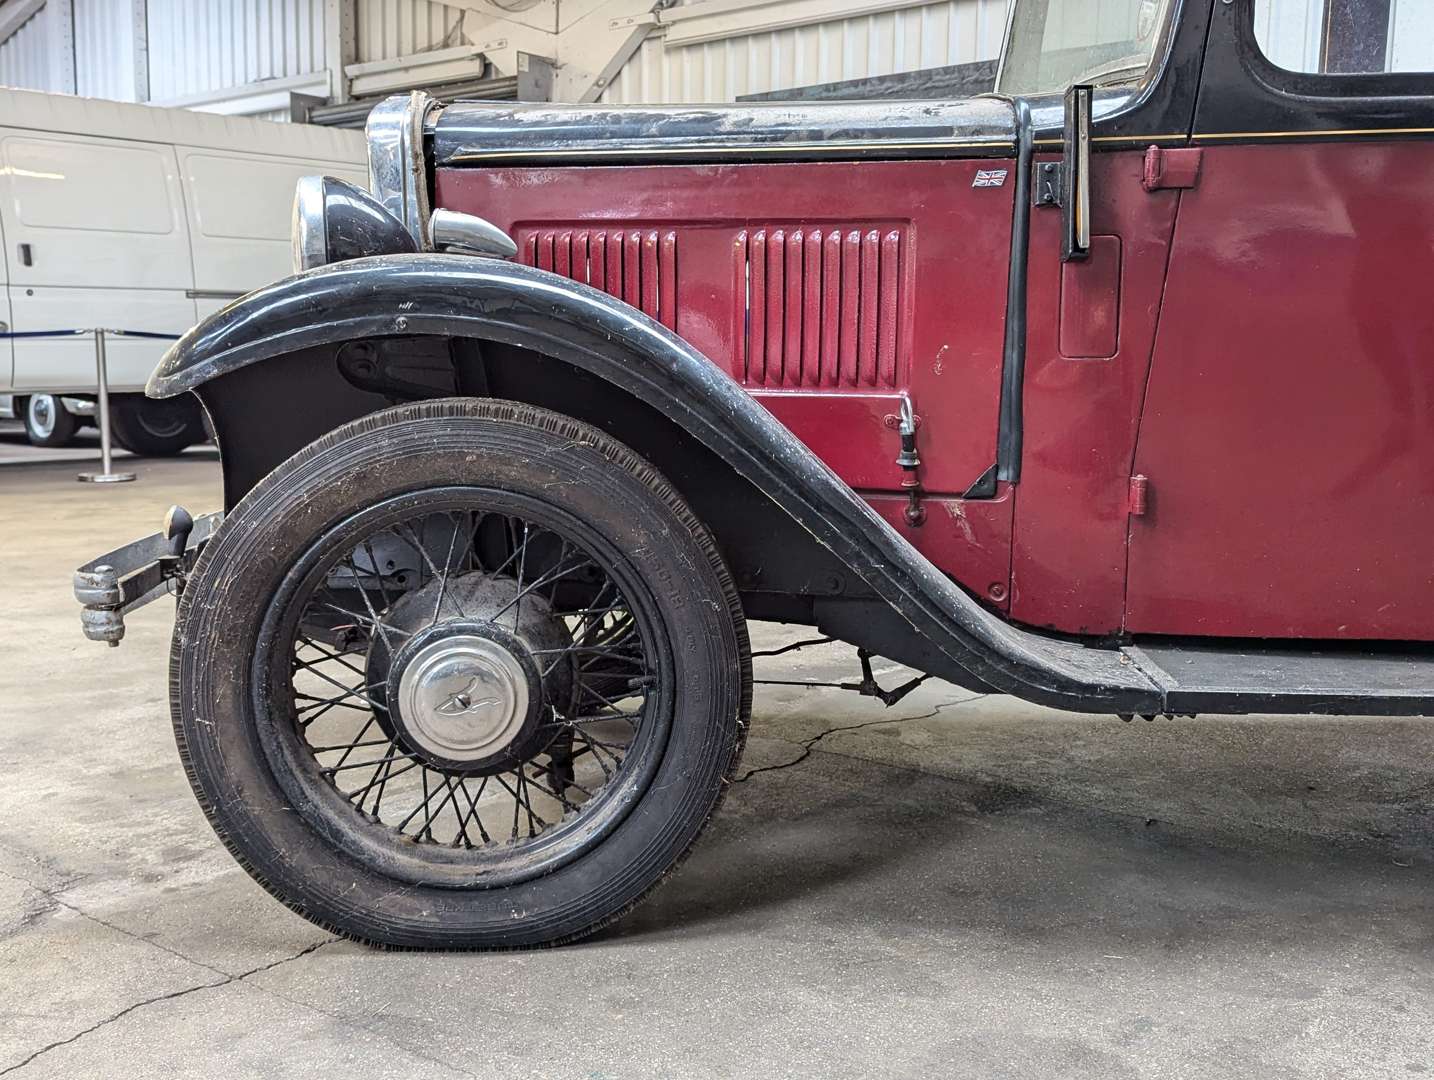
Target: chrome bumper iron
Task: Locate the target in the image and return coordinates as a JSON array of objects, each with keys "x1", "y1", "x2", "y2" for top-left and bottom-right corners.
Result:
[{"x1": 73, "y1": 506, "x2": 223, "y2": 646}]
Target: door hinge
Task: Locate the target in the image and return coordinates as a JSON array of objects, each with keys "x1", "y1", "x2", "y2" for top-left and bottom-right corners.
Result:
[
  {"x1": 1142, "y1": 146, "x2": 1203, "y2": 192},
  {"x1": 1128, "y1": 474, "x2": 1149, "y2": 517}
]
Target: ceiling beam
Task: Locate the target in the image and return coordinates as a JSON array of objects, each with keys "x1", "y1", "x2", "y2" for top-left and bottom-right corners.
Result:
[
  {"x1": 324, "y1": 0, "x2": 356, "y2": 104},
  {"x1": 47, "y1": 0, "x2": 75, "y2": 94}
]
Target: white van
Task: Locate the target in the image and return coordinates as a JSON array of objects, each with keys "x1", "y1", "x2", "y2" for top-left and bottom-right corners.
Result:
[{"x1": 0, "y1": 88, "x2": 366, "y2": 452}]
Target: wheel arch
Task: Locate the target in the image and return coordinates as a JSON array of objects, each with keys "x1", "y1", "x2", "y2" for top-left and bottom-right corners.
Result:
[{"x1": 159, "y1": 253, "x2": 1162, "y2": 714}]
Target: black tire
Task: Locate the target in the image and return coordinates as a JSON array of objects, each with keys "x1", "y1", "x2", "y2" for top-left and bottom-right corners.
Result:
[
  {"x1": 109, "y1": 395, "x2": 205, "y2": 456},
  {"x1": 22, "y1": 394, "x2": 79, "y2": 448},
  {"x1": 171, "y1": 399, "x2": 750, "y2": 948}
]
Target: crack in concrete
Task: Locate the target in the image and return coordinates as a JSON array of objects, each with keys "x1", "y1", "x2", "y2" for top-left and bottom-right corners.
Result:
[
  {"x1": 734, "y1": 692, "x2": 988, "y2": 784},
  {"x1": 0, "y1": 866, "x2": 237, "y2": 979},
  {"x1": 0, "y1": 866, "x2": 476, "y2": 1077},
  {"x1": 0, "y1": 939, "x2": 338, "y2": 1077}
]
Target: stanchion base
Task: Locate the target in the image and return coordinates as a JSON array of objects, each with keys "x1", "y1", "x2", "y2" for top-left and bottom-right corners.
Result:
[{"x1": 77, "y1": 472, "x2": 137, "y2": 484}]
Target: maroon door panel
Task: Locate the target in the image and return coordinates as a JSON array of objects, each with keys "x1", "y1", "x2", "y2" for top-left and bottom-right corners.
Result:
[
  {"x1": 1059, "y1": 235, "x2": 1122, "y2": 360},
  {"x1": 869, "y1": 487, "x2": 1015, "y2": 615},
  {"x1": 1127, "y1": 141, "x2": 1434, "y2": 640},
  {"x1": 435, "y1": 161, "x2": 1015, "y2": 499},
  {"x1": 1009, "y1": 152, "x2": 1181, "y2": 636}
]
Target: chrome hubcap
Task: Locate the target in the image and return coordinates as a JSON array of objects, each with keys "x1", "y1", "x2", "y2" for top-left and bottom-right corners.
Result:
[
  {"x1": 28, "y1": 395, "x2": 54, "y2": 438},
  {"x1": 396, "y1": 633, "x2": 530, "y2": 764},
  {"x1": 368, "y1": 571, "x2": 578, "y2": 775}
]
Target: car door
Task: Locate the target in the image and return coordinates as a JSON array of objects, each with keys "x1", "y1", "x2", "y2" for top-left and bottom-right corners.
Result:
[
  {"x1": 0, "y1": 130, "x2": 196, "y2": 393},
  {"x1": 1125, "y1": 2, "x2": 1434, "y2": 639}
]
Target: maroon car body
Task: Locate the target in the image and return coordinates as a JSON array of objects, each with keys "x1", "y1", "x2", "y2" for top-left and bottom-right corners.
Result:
[
  {"x1": 436, "y1": 38, "x2": 1434, "y2": 645},
  {"x1": 71, "y1": 0, "x2": 1434, "y2": 947}
]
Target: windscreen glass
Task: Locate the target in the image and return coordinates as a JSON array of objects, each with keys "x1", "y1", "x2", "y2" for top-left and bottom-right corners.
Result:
[{"x1": 996, "y1": 0, "x2": 1177, "y2": 97}]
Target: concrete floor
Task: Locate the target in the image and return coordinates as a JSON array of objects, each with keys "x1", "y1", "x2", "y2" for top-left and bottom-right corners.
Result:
[
  {"x1": 0, "y1": 421, "x2": 216, "y2": 468},
  {"x1": 2, "y1": 454, "x2": 1433, "y2": 1079}
]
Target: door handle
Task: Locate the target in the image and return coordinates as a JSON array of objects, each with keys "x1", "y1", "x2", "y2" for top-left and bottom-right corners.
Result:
[{"x1": 18, "y1": 243, "x2": 32, "y2": 266}]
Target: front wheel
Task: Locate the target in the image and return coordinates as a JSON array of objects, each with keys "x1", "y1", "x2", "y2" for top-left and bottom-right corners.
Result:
[
  {"x1": 23, "y1": 394, "x2": 79, "y2": 447},
  {"x1": 171, "y1": 399, "x2": 750, "y2": 948}
]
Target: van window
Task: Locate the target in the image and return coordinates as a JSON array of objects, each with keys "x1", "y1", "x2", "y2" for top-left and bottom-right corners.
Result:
[{"x1": 3, "y1": 137, "x2": 176, "y2": 234}]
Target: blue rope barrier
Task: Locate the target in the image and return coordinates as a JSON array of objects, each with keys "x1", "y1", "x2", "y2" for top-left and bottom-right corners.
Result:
[{"x1": 0, "y1": 328, "x2": 182, "y2": 341}]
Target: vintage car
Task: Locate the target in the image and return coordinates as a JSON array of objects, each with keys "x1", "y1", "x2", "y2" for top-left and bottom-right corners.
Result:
[{"x1": 73, "y1": 0, "x2": 1434, "y2": 948}]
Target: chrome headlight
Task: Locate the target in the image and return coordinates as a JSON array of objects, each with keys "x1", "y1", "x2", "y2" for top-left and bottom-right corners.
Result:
[{"x1": 290, "y1": 175, "x2": 417, "y2": 274}]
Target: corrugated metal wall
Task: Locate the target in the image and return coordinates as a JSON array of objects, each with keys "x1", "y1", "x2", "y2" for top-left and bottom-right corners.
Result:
[
  {"x1": 601, "y1": 0, "x2": 1009, "y2": 104},
  {"x1": 0, "y1": 0, "x2": 468, "y2": 105},
  {"x1": 0, "y1": 10, "x2": 55, "y2": 93},
  {"x1": 146, "y1": 0, "x2": 327, "y2": 101},
  {"x1": 356, "y1": 0, "x2": 467, "y2": 63},
  {"x1": 75, "y1": 0, "x2": 137, "y2": 100},
  {"x1": 2, "y1": 0, "x2": 1432, "y2": 110}
]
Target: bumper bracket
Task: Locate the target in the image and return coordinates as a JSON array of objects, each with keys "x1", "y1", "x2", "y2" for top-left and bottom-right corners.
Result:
[{"x1": 73, "y1": 506, "x2": 222, "y2": 645}]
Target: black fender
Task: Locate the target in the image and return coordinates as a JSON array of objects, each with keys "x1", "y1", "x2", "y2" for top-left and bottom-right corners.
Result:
[{"x1": 151, "y1": 253, "x2": 1160, "y2": 714}]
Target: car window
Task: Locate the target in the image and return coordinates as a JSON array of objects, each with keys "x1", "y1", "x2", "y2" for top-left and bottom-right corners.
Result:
[
  {"x1": 1253, "y1": 0, "x2": 1434, "y2": 75},
  {"x1": 996, "y1": 0, "x2": 1178, "y2": 97}
]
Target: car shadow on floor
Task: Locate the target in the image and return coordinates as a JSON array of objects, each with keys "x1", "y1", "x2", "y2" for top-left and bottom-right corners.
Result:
[{"x1": 604, "y1": 739, "x2": 1434, "y2": 952}]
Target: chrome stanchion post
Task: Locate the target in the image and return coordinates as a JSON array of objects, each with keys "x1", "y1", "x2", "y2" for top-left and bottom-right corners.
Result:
[{"x1": 78, "y1": 328, "x2": 136, "y2": 484}]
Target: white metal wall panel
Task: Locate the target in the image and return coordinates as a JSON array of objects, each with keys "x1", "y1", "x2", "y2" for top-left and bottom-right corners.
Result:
[
  {"x1": 0, "y1": 10, "x2": 55, "y2": 92},
  {"x1": 1389, "y1": 0, "x2": 1434, "y2": 73},
  {"x1": 1255, "y1": 0, "x2": 1434, "y2": 73},
  {"x1": 602, "y1": 0, "x2": 1008, "y2": 104},
  {"x1": 355, "y1": 0, "x2": 466, "y2": 63},
  {"x1": 1253, "y1": 0, "x2": 1323, "y2": 71},
  {"x1": 145, "y1": 0, "x2": 326, "y2": 101},
  {"x1": 75, "y1": 0, "x2": 138, "y2": 100}
]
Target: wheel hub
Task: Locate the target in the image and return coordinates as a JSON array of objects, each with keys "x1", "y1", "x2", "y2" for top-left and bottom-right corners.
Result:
[
  {"x1": 395, "y1": 626, "x2": 532, "y2": 766},
  {"x1": 367, "y1": 571, "x2": 576, "y2": 775},
  {"x1": 28, "y1": 396, "x2": 54, "y2": 437}
]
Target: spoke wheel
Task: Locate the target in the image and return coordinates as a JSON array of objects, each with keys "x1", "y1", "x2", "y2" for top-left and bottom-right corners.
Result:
[
  {"x1": 260, "y1": 488, "x2": 671, "y2": 887},
  {"x1": 171, "y1": 399, "x2": 750, "y2": 948}
]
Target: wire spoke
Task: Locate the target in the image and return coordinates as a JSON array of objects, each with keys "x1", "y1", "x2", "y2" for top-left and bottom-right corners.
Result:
[
  {"x1": 359, "y1": 537, "x2": 399, "y2": 610},
  {"x1": 295, "y1": 637, "x2": 369, "y2": 680},
  {"x1": 321, "y1": 747, "x2": 415, "y2": 776},
  {"x1": 427, "y1": 514, "x2": 466, "y2": 627},
  {"x1": 457, "y1": 777, "x2": 492, "y2": 844},
  {"x1": 282, "y1": 496, "x2": 653, "y2": 857}
]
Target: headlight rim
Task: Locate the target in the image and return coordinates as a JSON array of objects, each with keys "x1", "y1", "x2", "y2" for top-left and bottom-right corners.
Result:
[{"x1": 291, "y1": 175, "x2": 329, "y2": 274}]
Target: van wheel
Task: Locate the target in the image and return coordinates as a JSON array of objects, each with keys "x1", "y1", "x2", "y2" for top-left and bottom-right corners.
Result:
[
  {"x1": 171, "y1": 399, "x2": 751, "y2": 948},
  {"x1": 23, "y1": 394, "x2": 79, "y2": 448},
  {"x1": 110, "y1": 395, "x2": 204, "y2": 456}
]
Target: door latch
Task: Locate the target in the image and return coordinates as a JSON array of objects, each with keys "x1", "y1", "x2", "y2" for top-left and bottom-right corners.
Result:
[
  {"x1": 894, "y1": 396, "x2": 925, "y2": 527},
  {"x1": 1034, "y1": 162, "x2": 1063, "y2": 207}
]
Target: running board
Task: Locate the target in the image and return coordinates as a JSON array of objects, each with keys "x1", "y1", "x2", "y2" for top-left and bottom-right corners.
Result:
[{"x1": 1124, "y1": 642, "x2": 1434, "y2": 716}]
